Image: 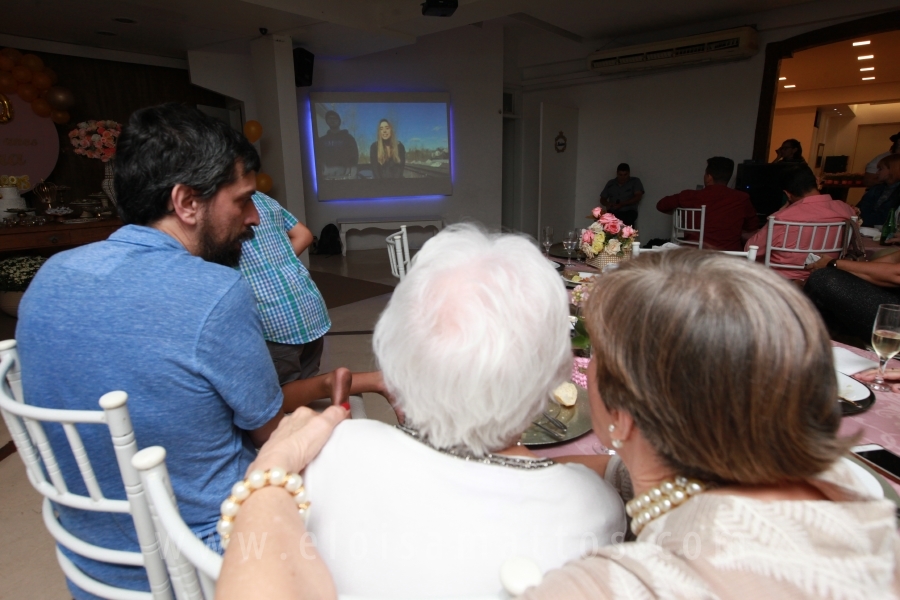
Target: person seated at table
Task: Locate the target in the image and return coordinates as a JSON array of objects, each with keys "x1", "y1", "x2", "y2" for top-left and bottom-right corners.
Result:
[
  {"x1": 745, "y1": 164, "x2": 855, "y2": 282},
  {"x1": 771, "y1": 138, "x2": 806, "y2": 163},
  {"x1": 656, "y1": 156, "x2": 758, "y2": 251},
  {"x1": 862, "y1": 131, "x2": 899, "y2": 188},
  {"x1": 857, "y1": 154, "x2": 900, "y2": 227},
  {"x1": 599, "y1": 162, "x2": 644, "y2": 226},
  {"x1": 805, "y1": 223, "x2": 900, "y2": 342},
  {"x1": 214, "y1": 249, "x2": 900, "y2": 600},
  {"x1": 14, "y1": 104, "x2": 382, "y2": 599},
  {"x1": 300, "y1": 223, "x2": 625, "y2": 598}
]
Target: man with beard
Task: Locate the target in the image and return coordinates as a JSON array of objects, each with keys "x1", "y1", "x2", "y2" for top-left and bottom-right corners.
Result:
[{"x1": 15, "y1": 104, "x2": 347, "y2": 599}]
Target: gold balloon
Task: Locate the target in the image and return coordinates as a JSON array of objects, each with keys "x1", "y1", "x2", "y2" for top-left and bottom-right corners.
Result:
[
  {"x1": 256, "y1": 172, "x2": 273, "y2": 193},
  {"x1": 0, "y1": 72, "x2": 15, "y2": 94},
  {"x1": 32, "y1": 71, "x2": 52, "y2": 91},
  {"x1": 11, "y1": 65, "x2": 32, "y2": 83},
  {"x1": 16, "y1": 82, "x2": 38, "y2": 102},
  {"x1": 0, "y1": 55, "x2": 13, "y2": 72},
  {"x1": 31, "y1": 98, "x2": 51, "y2": 118},
  {"x1": 50, "y1": 109, "x2": 70, "y2": 125},
  {"x1": 20, "y1": 54, "x2": 43, "y2": 71},
  {"x1": 46, "y1": 86, "x2": 75, "y2": 109},
  {"x1": 0, "y1": 48, "x2": 23, "y2": 64},
  {"x1": 243, "y1": 120, "x2": 263, "y2": 143}
]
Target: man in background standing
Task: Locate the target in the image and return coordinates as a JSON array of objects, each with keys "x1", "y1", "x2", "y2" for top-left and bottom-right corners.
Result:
[
  {"x1": 656, "y1": 156, "x2": 758, "y2": 251},
  {"x1": 599, "y1": 163, "x2": 644, "y2": 226},
  {"x1": 239, "y1": 192, "x2": 330, "y2": 385}
]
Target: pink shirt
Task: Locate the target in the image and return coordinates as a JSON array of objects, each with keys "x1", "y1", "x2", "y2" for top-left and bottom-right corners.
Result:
[{"x1": 745, "y1": 194, "x2": 855, "y2": 281}]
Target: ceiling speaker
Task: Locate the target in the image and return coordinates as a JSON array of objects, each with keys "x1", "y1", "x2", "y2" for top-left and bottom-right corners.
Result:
[{"x1": 421, "y1": 0, "x2": 457, "y2": 17}]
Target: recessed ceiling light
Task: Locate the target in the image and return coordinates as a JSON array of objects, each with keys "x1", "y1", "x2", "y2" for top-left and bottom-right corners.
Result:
[
  {"x1": 861, "y1": 67, "x2": 875, "y2": 71},
  {"x1": 95, "y1": 31, "x2": 116, "y2": 36},
  {"x1": 853, "y1": 41, "x2": 871, "y2": 46},
  {"x1": 862, "y1": 77, "x2": 876, "y2": 81},
  {"x1": 858, "y1": 55, "x2": 874, "y2": 60},
  {"x1": 784, "y1": 84, "x2": 796, "y2": 88},
  {"x1": 114, "y1": 17, "x2": 136, "y2": 24},
  {"x1": 779, "y1": 76, "x2": 786, "y2": 80}
]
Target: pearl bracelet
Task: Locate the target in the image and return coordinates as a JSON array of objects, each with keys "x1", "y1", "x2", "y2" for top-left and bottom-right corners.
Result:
[{"x1": 216, "y1": 467, "x2": 309, "y2": 549}]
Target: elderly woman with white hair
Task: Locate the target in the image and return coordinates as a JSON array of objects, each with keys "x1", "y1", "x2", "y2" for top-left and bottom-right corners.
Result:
[{"x1": 301, "y1": 224, "x2": 625, "y2": 597}]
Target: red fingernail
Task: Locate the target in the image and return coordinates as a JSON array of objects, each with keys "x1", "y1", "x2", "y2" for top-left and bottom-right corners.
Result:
[{"x1": 340, "y1": 402, "x2": 350, "y2": 411}]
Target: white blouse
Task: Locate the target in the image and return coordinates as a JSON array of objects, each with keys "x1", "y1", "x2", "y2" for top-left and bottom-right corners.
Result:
[{"x1": 303, "y1": 419, "x2": 626, "y2": 598}]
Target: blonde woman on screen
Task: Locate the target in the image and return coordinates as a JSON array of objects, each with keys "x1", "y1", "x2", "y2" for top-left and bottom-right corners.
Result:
[{"x1": 369, "y1": 118, "x2": 406, "y2": 178}]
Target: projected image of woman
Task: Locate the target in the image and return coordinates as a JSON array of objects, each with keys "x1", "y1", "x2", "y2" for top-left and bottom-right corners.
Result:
[{"x1": 370, "y1": 118, "x2": 406, "y2": 178}]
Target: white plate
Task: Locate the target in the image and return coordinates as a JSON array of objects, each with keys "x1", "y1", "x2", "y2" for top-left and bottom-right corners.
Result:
[
  {"x1": 837, "y1": 372, "x2": 871, "y2": 402},
  {"x1": 842, "y1": 457, "x2": 885, "y2": 498},
  {"x1": 563, "y1": 271, "x2": 598, "y2": 286}
]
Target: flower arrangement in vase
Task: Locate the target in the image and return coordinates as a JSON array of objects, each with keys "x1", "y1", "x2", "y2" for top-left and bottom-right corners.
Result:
[
  {"x1": 68, "y1": 120, "x2": 121, "y2": 162},
  {"x1": 580, "y1": 207, "x2": 638, "y2": 269},
  {"x1": 68, "y1": 120, "x2": 121, "y2": 204}
]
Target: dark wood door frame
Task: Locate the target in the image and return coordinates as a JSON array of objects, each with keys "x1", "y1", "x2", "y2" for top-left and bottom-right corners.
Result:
[{"x1": 752, "y1": 10, "x2": 900, "y2": 162}]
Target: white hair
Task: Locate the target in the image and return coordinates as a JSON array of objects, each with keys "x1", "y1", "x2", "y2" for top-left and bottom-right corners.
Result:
[{"x1": 373, "y1": 223, "x2": 572, "y2": 455}]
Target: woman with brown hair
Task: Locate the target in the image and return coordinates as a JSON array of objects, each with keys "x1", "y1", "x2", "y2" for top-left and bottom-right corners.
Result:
[
  {"x1": 215, "y1": 249, "x2": 900, "y2": 600},
  {"x1": 369, "y1": 118, "x2": 405, "y2": 178}
]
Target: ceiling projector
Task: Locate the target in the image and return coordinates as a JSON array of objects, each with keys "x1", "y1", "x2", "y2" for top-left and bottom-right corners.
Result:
[{"x1": 421, "y1": 0, "x2": 457, "y2": 17}]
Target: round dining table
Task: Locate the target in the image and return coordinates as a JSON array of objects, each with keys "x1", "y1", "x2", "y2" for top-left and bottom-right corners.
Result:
[{"x1": 534, "y1": 340, "x2": 900, "y2": 496}]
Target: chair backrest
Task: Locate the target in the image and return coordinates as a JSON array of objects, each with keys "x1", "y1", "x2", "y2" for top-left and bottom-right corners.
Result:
[
  {"x1": 720, "y1": 245, "x2": 759, "y2": 261},
  {"x1": 133, "y1": 447, "x2": 221, "y2": 600},
  {"x1": 632, "y1": 242, "x2": 757, "y2": 261},
  {"x1": 133, "y1": 442, "x2": 542, "y2": 600},
  {"x1": 386, "y1": 225, "x2": 411, "y2": 280},
  {"x1": 672, "y1": 206, "x2": 706, "y2": 249},
  {"x1": 0, "y1": 339, "x2": 172, "y2": 600},
  {"x1": 763, "y1": 216, "x2": 848, "y2": 270}
]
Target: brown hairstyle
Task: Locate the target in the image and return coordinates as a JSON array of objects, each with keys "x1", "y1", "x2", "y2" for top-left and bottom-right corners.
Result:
[
  {"x1": 376, "y1": 119, "x2": 400, "y2": 165},
  {"x1": 582, "y1": 249, "x2": 852, "y2": 485}
]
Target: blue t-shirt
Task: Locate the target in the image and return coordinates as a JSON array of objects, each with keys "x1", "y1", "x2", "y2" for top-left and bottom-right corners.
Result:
[{"x1": 16, "y1": 225, "x2": 283, "y2": 598}]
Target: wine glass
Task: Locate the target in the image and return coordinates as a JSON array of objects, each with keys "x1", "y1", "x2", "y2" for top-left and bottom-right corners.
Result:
[
  {"x1": 562, "y1": 237, "x2": 578, "y2": 268},
  {"x1": 541, "y1": 226, "x2": 554, "y2": 256},
  {"x1": 870, "y1": 304, "x2": 900, "y2": 392}
]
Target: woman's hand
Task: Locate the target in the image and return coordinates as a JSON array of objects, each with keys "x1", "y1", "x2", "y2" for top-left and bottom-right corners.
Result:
[
  {"x1": 806, "y1": 256, "x2": 832, "y2": 272},
  {"x1": 249, "y1": 405, "x2": 348, "y2": 474},
  {"x1": 855, "y1": 368, "x2": 900, "y2": 393}
]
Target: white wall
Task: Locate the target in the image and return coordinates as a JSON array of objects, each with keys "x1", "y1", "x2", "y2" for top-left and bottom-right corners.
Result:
[
  {"x1": 516, "y1": 0, "x2": 900, "y2": 242},
  {"x1": 297, "y1": 23, "x2": 504, "y2": 251},
  {"x1": 520, "y1": 54, "x2": 768, "y2": 242},
  {"x1": 821, "y1": 102, "x2": 900, "y2": 166}
]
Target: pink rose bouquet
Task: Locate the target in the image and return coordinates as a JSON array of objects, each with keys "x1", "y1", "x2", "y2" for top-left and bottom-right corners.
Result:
[
  {"x1": 580, "y1": 207, "x2": 638, "y2": 259},
  {"x1": 68, "y1": 120, "x2": 122, "y2": 162}
]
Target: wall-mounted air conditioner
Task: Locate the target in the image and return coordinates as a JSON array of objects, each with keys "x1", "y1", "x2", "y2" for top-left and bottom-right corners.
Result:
[{"x1": 587, "y1": 27, "x2": 758, "y2": 75}]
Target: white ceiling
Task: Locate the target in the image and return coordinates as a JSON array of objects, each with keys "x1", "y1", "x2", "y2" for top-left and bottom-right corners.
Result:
[{"x1": 6, "y1": 0, "x2": 819, "y2": 61}]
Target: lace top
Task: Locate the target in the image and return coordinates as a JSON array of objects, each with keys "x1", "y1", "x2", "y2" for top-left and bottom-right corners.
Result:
[{"x1": 521, "y1": 459, "x2": 900, "y2": 599}]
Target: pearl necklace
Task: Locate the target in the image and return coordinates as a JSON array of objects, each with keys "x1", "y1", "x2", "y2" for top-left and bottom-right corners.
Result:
[
  {"x1": 625, "y1": 476, "x2": 710, "y2": 535},
  {"x1": 396, "y1": 424, "x2": 556, "y2": 470}
]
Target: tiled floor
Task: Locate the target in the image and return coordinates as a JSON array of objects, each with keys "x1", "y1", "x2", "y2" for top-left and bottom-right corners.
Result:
[{"x1": 0, "y1": 250, "x2": 397, "y2": 599}]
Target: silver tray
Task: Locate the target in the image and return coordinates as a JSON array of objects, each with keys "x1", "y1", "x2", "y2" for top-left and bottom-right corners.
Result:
[{"x1": 521, "y1": 385, "x2": 593, "y2": 446}]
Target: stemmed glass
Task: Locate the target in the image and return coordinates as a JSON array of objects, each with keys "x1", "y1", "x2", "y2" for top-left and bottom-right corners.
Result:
[
  {"x1": 562, "y1": 230, "x2": 578, "y2": 268},
  {"x1": 870, "y1": 304, "x2": 900, "y2": 392},
  {"x1": 541, "y1": 226, "x2": 554, "y2": 256}
]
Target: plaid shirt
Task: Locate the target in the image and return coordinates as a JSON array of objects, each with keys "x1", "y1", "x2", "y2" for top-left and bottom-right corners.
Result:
[{"x1": 238, "y1": 193, "x2": 330, "y2": 345}]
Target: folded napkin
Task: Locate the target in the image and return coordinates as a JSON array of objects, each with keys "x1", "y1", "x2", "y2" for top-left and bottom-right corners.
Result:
[
  {"x1": 859, "y1": 226, "x2": 881, "y2": 239},
  {"x1": 832, "y1": 347, "x2": 877, "y2": 375}
]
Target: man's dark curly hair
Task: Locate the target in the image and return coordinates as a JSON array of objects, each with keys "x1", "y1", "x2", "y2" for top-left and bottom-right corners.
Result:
[{"x1": 114, "y1": 103, "x2": 260, "y2": 225}]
